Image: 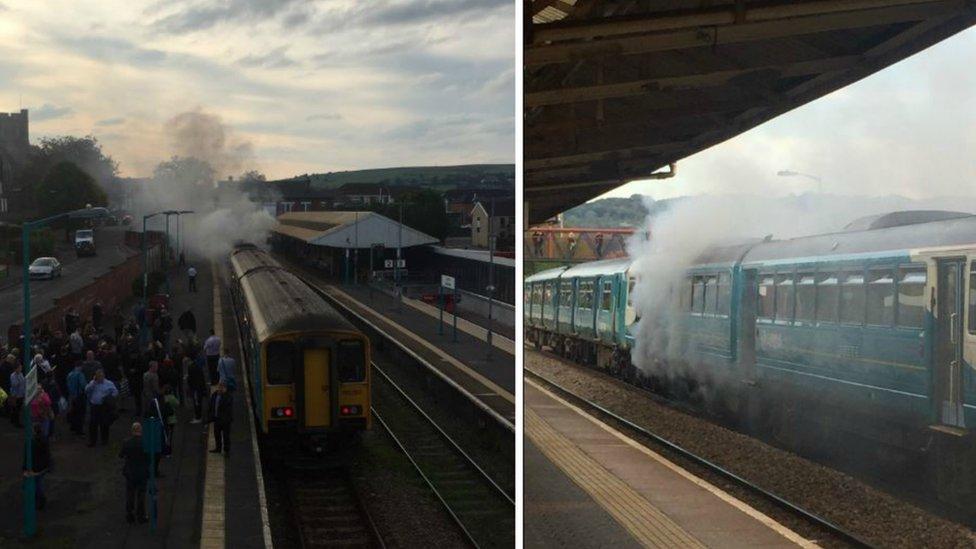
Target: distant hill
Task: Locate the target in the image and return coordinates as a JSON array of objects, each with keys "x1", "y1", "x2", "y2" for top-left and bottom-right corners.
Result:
[
  {"x1": 275, "y1": 164, "x2": 514, "y2": 192},
  {"x1": 562, "y1": 195, "x2": 686, "y2": 227}
]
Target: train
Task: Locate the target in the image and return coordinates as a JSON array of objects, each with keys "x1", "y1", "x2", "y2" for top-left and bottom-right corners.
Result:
[
  {"x1": 525, "y1": 211, "x2": 976, "y2": 503},
  {"x1": 229, "y1": 244, "x2": 372, "y2": 451}
]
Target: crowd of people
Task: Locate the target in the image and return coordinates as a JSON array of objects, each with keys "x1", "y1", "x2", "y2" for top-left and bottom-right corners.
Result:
[{"x1": 0, "y1": 274, "x2": 238, "y2": 525}]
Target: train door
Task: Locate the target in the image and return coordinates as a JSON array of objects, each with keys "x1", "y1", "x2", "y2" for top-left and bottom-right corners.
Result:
[
  {"x1": 738, "y1": 269, "x2": 758, "y2": 377},
  {"x1": 935, "y1": 258, "x2": 965, "y2": 427},
  {"x1": 303, "y1": 347, "x2": 332, "y2": 428}
]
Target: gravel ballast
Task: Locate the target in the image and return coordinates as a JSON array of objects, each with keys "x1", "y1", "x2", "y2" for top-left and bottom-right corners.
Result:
[{"x1": 526, "y1": 349, "x2": 976, "y2": 548}]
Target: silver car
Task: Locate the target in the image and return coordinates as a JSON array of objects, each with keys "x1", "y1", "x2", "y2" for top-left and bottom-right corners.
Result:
[{"x1": 29, "y1": 257, "x2": 62, "y2": 280}]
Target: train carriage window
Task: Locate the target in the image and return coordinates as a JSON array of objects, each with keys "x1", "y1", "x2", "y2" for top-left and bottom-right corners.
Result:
[
  {"x1": 899, "y1": 267, "x2": 926, "y2": 329},
  {"x1": 679, "y1": 277, "x2": 693, "y2": 311},
  {"x1": 716, "y1": 272, "x2": 731, "y2": 316},
  {"x1": 266, "y1": 341, "x2": 296, "y2": 385},
  {"x1": 627, "y1": 277, "x2": 636, "y2": 308},
  {"x1": 560, "y1": 280, "x2": 573, "y2": 308},
  {"x1": 579, "y1": 281, "x2": 594, "y2": 309},
  {"x1": 543, "y1": 282, "x2": 553, "y2": 305},
  {"x1": 840, "y1": 272, "x2": 866, "y2": 324},
  {"x1": 524, "y1": 284, "x2": 531, "y2": 307},
  {"x1": 866, "y1": 270, "x2": 895, "y2": 326},
  {"x1": 758, "y1": 275, "x2": 776, "y2": 320},
  {"x1": 692, "y1": 277, "x2": 705, "y2": 315},
  {"x1": 816, "y1": 274, "x2": 839, "y2": 323},
  {"x1": 703, "y1": 276, "x2": 718, "y2": 315},
  {"x1": 776, "y1": 274, "x2": 795, "y2": 323},
  {"x1": 531, "y1": 284, "x2": 541, "y2": 306},
  {"x1": 601, "y1": 280, "x2": 613, "y2": 311},
  {"x1": 795, "y1": 274, "x2": 816, "y2": 323},
  {"x1": 337, "y1": 340, "x2": 366, "y2": 382}
]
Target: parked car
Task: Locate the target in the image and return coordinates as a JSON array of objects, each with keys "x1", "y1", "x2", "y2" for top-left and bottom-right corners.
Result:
[
  {"x1": 28, "y1": 257, "x2": 62, "y2": 280},
  {"x1": 75, "y1": 229, "x2": 96, "y2": 257}
]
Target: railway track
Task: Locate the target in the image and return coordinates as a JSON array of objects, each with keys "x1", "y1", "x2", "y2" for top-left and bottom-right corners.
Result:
[
  {"x1": 525, "y1": 366, "x2": 876, "y2": 549},
  {"x1": 372, "y1": 362, "x2": 515, "y2": 548},
  {"x1": 285, "y1": 465, "x2": 385, "y2": 549}
]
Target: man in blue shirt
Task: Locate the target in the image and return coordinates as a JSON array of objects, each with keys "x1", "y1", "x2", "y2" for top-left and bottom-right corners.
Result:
[
  {"x1": 85, "y1": 368, "x2": 118, "y2": 447},
  {"x1": 9, "y1": 361, "x2": 25, "y2": 427},
  {"x1": 216, "y1": 349, "x2": 236, "y2": 392},
  {"x1": 66, "y1": 363, "x2": 87, "y2": 435}
]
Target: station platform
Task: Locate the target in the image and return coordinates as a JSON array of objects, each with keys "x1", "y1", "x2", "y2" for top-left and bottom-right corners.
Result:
[
  {"x1": 523, "y1": 378, "x2": 814, "y2": 549},
  {"x1": 280, "y1": 258, "x2": 515, "y2": 426},
  {"x1": 0, "y1": 259, "x2": 268, "y2": 548},
  {"x1": 0, "y1": 226, "x2": 134, "y2": 331}
]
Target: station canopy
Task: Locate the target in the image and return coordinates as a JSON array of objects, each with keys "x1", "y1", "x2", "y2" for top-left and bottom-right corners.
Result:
[
  {"x1": 526, "y1": 0, "x2": 976, "y2": 224},
  {"x1": 273, "y1": 211, "x2": 438, "y2": 249}
]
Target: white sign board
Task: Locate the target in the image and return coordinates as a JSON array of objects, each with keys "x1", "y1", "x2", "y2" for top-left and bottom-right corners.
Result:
[
  {"x1": 441, "y1": 275, "x2": 455, "y2": 290},
  {"x1": 25, "y1": 367, "x2": 38, "y2": 404},
  {"x1": 397, "y1": 259, "x2": 406, "y2": 268},
  {"x1": 384, "y1": 259, "x2": 394, "y2": 269}
]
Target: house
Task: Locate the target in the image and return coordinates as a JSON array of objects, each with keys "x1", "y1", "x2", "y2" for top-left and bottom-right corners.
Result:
[
  {"x1": 335, "y1": 183, "x2": 396, "y2": 206},
  {"x1": 470, "y1": 198, "x2": 515, "y2": 249},
  {"x1": 219, "y1": 176, "x2": 338, "y2": 216},
  {"x1": 0, "y1": 109, "x2": 32, "y2": 222},
  {"x1": 444, "y1": 188, "x2": 512, "y2": 228}
]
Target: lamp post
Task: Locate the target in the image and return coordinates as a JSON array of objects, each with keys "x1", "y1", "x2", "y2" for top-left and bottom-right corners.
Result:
[
  {"x1": 776, "y1": 170, "x2": 823, "y2": 193},
  {"x1": 486, "y1": 198, "x2": 496, "y2": 361},
  {"x1": 21, "y1": 205, "x2": 108, "y2": 539},
  {"x1": 161, "y1": 210, "x2": 194, "y2": 294}
]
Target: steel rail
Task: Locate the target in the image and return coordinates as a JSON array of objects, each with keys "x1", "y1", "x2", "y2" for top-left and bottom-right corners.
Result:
[{"x1": 525, "y1": 368, "x2": 876, "y2": 549}]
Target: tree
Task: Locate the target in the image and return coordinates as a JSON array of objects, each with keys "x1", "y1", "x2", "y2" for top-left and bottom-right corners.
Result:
[
  {"x1": 370, "y1": 188, "x2": 449, "y2": 242},
  {"x1": 33, "y1": 161, "x2": 107, "y2": 219},
  {"x1": 239, "y1": 170, "x2": 266, "y2": 183},
  {"x1": 17, "y1": 136, "x2": 118, "y2": 212},
  {"x1": 152, "y1": 156, "x2": 215, "y2": 187}
]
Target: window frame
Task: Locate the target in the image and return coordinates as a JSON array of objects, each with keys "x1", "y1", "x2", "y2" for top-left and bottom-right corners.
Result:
[
  {"x1": 866, "y1": 268, "x2": 896, "y2": 327},
  {"x1": 839, "y1": 270, "x2": 867, "y2": 326},
  {"x1": 757, "y1": 273, "x2": 776, "y2": 322},
  {"x1": 265, "y1": 340, "x2": 297, "y2": 386},
  {"x1": 775, "y1": 272, "x2": 796, "y2": 324},
  {"x1": 794, "y1": 272, "x2": 817, "y2": 325},
  {"x1": 815, "y1": 272, "x2": 840, "y2": 324},
  {"x1": 898, "y1": 265, "x2": 927, "y2": 330}
]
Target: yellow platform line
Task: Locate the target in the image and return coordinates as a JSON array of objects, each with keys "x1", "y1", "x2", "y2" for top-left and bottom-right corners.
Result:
[
  {"x1": 200, "y1": 263, "x2": 226, "y2": 547},
  {"x1": 325, "y1": 285, "x2": 514, "y2": 403},
  {"x1": 526, "y1": 377, "x2": 815, "y2": 548},
  {"x1": 526, "y1": 404, "x2": 705, "y2": 548},
  {"x1": 400, "y1": 294, "x2": 515, "y2": 354}
]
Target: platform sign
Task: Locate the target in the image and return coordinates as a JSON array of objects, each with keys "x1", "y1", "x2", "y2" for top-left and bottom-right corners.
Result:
[
  {"x1": 441, "y1": 275, "x2": 455, "y2": 290},
  {"x1": 397, "y1": 259, "x2": 406, "y2": 268},
  {"x1": 25, "y1": 367, "x2": 38, "y2": 404},
  {"x1": 384, "y1": 259, "x2": 394, "y2": 269}
]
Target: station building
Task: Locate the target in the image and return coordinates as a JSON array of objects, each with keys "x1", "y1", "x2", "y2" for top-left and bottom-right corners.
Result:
[{"x1": 270, "y1": 211, "x2": 439, "y2": 280}]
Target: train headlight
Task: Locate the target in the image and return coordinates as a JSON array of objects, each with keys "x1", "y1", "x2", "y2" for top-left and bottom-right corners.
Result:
[{"x1": 340, "y1": 405, "x2": 361, "y2": 416}]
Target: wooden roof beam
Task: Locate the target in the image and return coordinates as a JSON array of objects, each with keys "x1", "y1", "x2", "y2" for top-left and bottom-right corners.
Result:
[
  {"x1": 533, "y1": 0, "x2": 576, "y2": 17},
  {"x1": 525, "y1": 54, "x2": 859, "y2": 107},
  {"x1": 526, "y1": 0, "x2": 962, "y2": 66}
]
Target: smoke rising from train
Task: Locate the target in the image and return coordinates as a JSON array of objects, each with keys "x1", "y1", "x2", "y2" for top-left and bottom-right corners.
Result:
[
  {"x1": 625, "y1": 191, "x2": 976, "y2": 383},
  {"x1": 129, "y1": 109, "x2": 276, "y2": 260}
]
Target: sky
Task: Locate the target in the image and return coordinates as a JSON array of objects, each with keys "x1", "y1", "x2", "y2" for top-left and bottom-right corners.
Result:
[
  {"x1": 602, "y1": 25, "x2": 976, "y2": 201},
  {"x1": 0, "y1": 0, "x2": 515, "y2": 179}
]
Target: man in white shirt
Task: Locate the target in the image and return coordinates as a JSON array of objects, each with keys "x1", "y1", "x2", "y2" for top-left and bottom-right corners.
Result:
[
  {"x1": 203, "y1": 330, "x2": 221, "y2": 386},
  {"x1": 187, "y1": 265, "x2": 198, "y2": 293}
]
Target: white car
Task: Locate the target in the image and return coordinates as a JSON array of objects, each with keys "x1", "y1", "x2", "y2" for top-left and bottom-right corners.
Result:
[{"x1": 29, "y1": 257, "x2": 62, "y2": 280}]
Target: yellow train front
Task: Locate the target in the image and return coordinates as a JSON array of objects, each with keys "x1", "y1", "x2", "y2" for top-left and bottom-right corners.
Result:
[{"x1": 229, "y1": 245, "x2": 371, "y2": 451}]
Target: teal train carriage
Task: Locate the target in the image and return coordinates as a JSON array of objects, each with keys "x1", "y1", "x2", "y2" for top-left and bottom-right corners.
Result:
[{"x1": 524, "y1": 211, "x2": 976, "y2": 504}]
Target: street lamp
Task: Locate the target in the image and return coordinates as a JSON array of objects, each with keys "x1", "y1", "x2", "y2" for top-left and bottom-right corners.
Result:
[
  {"x1": 21, "y1": 205, "x2": 109, "y2": 539},
  {"x1": 776, "y1": 170, "x2": 823, "y2": 193}
]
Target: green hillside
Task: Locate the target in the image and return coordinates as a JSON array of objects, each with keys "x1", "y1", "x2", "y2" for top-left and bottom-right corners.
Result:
[{"x1": 278, "y1": 164, "x2": 514, "y2": 191}]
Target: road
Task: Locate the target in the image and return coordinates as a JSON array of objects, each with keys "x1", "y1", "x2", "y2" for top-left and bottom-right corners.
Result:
[{"x1": 0, "y1": 226, "x2": 134, "y2": 334}]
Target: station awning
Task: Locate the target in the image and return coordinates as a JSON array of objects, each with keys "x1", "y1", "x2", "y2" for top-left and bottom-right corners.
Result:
[{"x1": 273, "y1": 211, "x2": 439, "y2": 249}]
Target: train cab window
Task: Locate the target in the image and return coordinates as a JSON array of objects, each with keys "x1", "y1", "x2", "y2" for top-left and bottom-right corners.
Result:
[
  {"x1": 775, "y1": 274, "x2": 795, "y2": 323},
  {"x1": 899, "y1": 267, "x2": 926, "y2": 329},
  {"x1": 627, "y1": 277, "x2": 636, "y2": 308},
  {"x1": 758, "y1": 275, "x2": 776, "y2": 320},
  {"x1": 601, "y1": 280, "x2": 613, "y2": 311},
  {"x1": 703, "y1": 276, "x2": 718, "y2": 315},
  {"x1": 840, "y1": 272, "x2": 866, "y2": 324},
  {"x1": 816, "y1": 274, "x2": 839, "y2": 323},
  {"x1": 716, "y1": 272, "x2": 731, "y2": 316},
  {"x1": 795, "y1": 274, "x2": 816, "y2": 323},
  {"x1": 266, "y1": 341, "x2": 297, "y2": 385},
  {"x1": 337, "y1": 340, "x2": 366, "y2": 382},
  {"x1": 692, "y1": 277, "x2": 705, "y2": 315},
  {"x1": 866, "y1": 270, "x2": 895, "y2": 326}
]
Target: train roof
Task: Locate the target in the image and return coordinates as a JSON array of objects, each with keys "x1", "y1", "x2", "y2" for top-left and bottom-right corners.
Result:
[
  {"x1": 230, "y1": 245, "x2": 279, "y2": 279},
  {"x1": 741, "y1": 212, "x2": 976, "y2": 266},
  {"x1": 525, "y1": 265, "x2": 568, "y2": 283},
  {"x1": 561, "y1": 257, "x2": 633, "y2": 278},
  {"x1": 231, "y1": 247, "x2": 357, "y2": 341}
]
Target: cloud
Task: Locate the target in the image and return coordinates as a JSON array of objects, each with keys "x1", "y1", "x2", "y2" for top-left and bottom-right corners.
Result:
[
  {"x1": 150, "y1": 0, "x2": 306, "y2": 34},
  {"x1": 31, "y1": 103, "x2": 73, "y2": 122},
  {"x1": 59, "y1": 35, "x2": 166, "y2": 65},
  {"x1": 323, "y1": 0, "x2": 511, "y2": 29},
  {"x1": 96, "y1": 117, "x2": 126, "y2": 126},
  {"x1": 236, "y1": 45, "x2": 297, "y2": 69},
  {"x1": 305, "y1": 113, "x2": 343, "y2": 122},
  {"x1": 0, "y1": 2, "x2": 8, "y2": 11}
]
